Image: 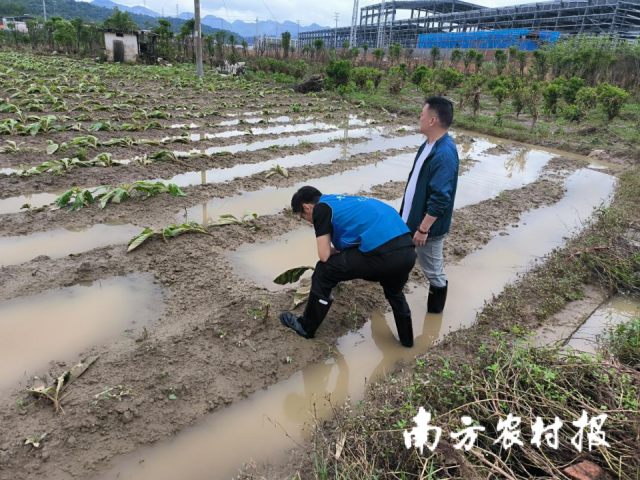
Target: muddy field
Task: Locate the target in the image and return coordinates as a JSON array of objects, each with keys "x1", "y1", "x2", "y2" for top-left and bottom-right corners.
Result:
[{"x1": 0, "y1": 53, "x2": 627, "y2": 480}]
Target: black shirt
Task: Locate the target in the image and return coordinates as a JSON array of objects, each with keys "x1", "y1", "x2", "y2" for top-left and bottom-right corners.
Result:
[{"x1": 312, "y1": 202, "x2": 414, "y2": 255}]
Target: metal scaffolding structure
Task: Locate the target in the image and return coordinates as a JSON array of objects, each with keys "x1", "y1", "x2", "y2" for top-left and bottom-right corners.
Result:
[{"x1": 299, "y1": 0, "x2": 640, "y2": 50}]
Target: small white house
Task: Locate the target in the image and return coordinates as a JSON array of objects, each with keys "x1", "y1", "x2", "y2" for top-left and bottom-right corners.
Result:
[
  {"x1": 1, "y1": 16, "x2": 31, "y2": 34},
  {"x1": 102, "y1": 29, "x2": 140, "y2": 63}
]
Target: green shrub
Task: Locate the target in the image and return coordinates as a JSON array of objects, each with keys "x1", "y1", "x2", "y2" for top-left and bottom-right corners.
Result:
[
  {"x1": 325, "y1": 60, "x2": 352, "y2": 88},
  {"x1": 436, "y1": 68, "x2": 464, "y2": 90},
  {"x1": 247, "y1": 58, "x2": 308, "y2": 80},
  {"x1": 563, "y1": 104, "x2": 584, "y2": 123},
  {"x1": 411, "y1": 65, "x2": 433, "y2": 86},
  {"x1": 562, "y1": 77, "x2": 585, "y2": 104},
  {"x1": 601, "y1": 316, "x2": 640, "y2": 369},
  {"x1": 597, "y1": 83, "x2": 630, "y2": 120},
  {"x1": 575, "y1": 86, "x2": 598, "y2": 113},
  {"x1": 542, "y1": 83, "x2": 562, "y2": 114},
  {"x1": 491, "y1": 86, "x2": 509, "y2": 106},
  {"x1": 387, "y1": 66, "x2": 408, "y2": 95},
  {"x1": 351, "y1": 67, "x2": 384, "y2": 91}
]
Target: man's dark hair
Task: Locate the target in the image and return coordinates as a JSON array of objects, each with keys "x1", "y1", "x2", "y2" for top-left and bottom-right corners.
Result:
[
  {"x1": 291, "y1": 186, "x2": 322, "y2": 213},
  {"x1": 425, "y1": 96, "x2": 454, "y2": 128}
]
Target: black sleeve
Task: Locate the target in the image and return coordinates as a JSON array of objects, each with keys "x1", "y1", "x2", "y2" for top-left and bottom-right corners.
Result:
[{"x1": 312, "y1": 203, "x2": 333, "y2": 238}]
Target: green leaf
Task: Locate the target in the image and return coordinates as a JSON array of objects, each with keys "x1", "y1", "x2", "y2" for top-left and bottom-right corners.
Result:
[
  {"x1": 168, "y1": 183, "x2": 186, "y2": 197},
  {"x1": 273, "y1": 266, "x2": 315, "y2": 285},
  {"x1": 54, "y1": 189, "x2": 75, "y2": 208},
  {"x1": 46, "y1": 140, "x2": 59, "y2": 155},
  {"x1": 69, "y1": 193, "x2": 87, "y2": 212},
  {"x1": 98, "y1": 190, "x2": 118, "y2": 210},
  {"x1": 127, "y1": 230, "x2": 156, "y2": 252},
  {"x1": 168, "y1": 394, "x2": 177, "y2": 400}
]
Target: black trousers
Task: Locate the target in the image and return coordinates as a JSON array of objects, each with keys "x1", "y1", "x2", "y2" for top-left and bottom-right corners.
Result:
[{"x1": 311, "y1": 243, "x2": 416, "y2": 318}]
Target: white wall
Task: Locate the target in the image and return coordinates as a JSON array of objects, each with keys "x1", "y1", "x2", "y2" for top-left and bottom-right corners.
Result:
[{"x1": 104, "y1": 32, "x2": 139, "y2": 63}]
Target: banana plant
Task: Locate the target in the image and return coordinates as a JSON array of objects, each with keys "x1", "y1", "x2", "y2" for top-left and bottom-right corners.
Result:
[
  {"x1": 0, "y1": 140, "x2": 25, "y2": 153},
  {"x1": 127, "y1": 221, "x2": 212, "y2": 252},
  {"x1": 274, "y1": 266, "x2": 316, "y2": 308},
  {"x1": 100, "y1": 136, "x2": 138, "y2": 147},
  {"x1": 265, "y1": 164, "x2": 289, "y2": 179},
  {"x1": 55, "y1": 187, "x2": 96, "y2": 211},
  {"x1": 210, "y1": 210, "x2": 259, "y2": 230},
  {"x1": 0, "y1": 119, "x2": 19, "y2": 135}
]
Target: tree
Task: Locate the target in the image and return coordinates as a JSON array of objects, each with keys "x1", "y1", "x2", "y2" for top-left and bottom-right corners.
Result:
[
  {"x1": 204, "y1": 34, "x2": 214, "y2": 65},
  {"x1": 341, "y1": 40, "x2": 349, "y2": 59},
  {"x1": 103, "y1": 7, "x2": 138, "y2": 31},
  {"x1": 242, "y1": 39, "x2": 248, "y2": 57},
  {"x1": 524, "y1": 82, "x2": 542, "y2": 128},
  {"x1": 372, "y1": 47, "x2": 384, "y2": 65},
  {"x1": 597, "y1": 83, "x2": 629, "y2": 120},
  {"x1": 463, "y1": 49, "x2": 478, "y2": 75},
  {"x1": 388, "y1": 43, "x2": 402, "y2": 65},
  {"x1": 362, "y1": 43, "x2": 369, "y2": 62},
  {"x1": 494, "y1": 49, "x2": 508, "y2": 76},
  {"x1": 450, "y1": 48, "x2": 463, "y2": 70},
  {"x1": 388, "y1": 66, "x2": 408, "y2": 94},
  {"x1": 463, "y1": 74, "x2": 486, "y2": 115},
  {"x1": 214, "y1": 30, "x2": 226, "y2": 65},
  {"x1": 229, "y1": 33, "x2": 236, "y2": 53},
  {"x1": 516, "y1": 50, "x2": 527, "y2": 77},
  {"x1": 532, "y1": 50, "x2": 548, "y2": 81},
  {"x1": 153, "y1": 19, "x2": 174, "y2": 59},
  {"x1": 349, "y1": 47, "x2": 360, "y2": 65},
  {"x1": 179, "y1": 19, "x2": 195, "y2": 60},
  {"x1": 430, "y1": 46, "x2": 441, "y2": 68},
  {"x1": 491, "y1": 86, "x2": 509, "y2": 106},
  {"x1": 325, "y1": 60, "x2": 352, "y2": 88},
  {"x1": 53, "y1": 19, "x2": 76, "y2": 52},
  {"x1": 542, "y1": 83, "x2": 562, "y2": 114},
  {"x1": 282, "y1": 31, "x2": 291, "y2": 58},
  {"x1": 313, "y1": 38, "x2": 324, "y2": 60},
  {"x1": 474, "y1": 52, "x2": 484, "y2": 72}
]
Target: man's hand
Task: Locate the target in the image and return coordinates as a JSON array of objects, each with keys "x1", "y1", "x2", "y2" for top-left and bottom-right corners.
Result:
[
  {"x1": 413, "y1": 230, "x2": 428, "y2": 247},
  {"x1": 330, "y1": 247, "x2": 341, "y2": 256}
]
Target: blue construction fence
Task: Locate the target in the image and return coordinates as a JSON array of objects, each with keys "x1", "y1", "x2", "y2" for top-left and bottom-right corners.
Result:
[{"x1": 417, "y1": 29, "x2": 561, "y2": 51}]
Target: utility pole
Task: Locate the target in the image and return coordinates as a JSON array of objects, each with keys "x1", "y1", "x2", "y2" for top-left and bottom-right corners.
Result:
[
  {"x1": 194, "y1": 0, "x2": 203, "y2": 77},
  {"x1": 52, "y1": 0, "x2": 57, "y2": 16},
  {"x1": 350, "y1": 0, "x2": 359, "y2": 47},
  {"x1": 176, "y1": 4, "x2": 179, "y2": 17},
  {"x1": 334, "y1": 13, "x2": 339, "y2": 49},
  {"x1": 42, "y1": 0, "x2": 47, "y2": 21},
  {"x1": 255, "y1": 17, "x2": 259, "y2": 46}
]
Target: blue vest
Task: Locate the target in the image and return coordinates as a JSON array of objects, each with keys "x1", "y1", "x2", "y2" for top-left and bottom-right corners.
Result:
[{"x1": 319, "y1": 194, "x2": 410, "y2": 252}]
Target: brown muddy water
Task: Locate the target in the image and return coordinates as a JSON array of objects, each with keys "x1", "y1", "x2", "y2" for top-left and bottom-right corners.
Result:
[
  {"x1": 0, "y1": 273, "x2": 163, "y2": 392},
  {"x1": 0, "y1": 224, "x2": 141, "y2": 267},
  {"x1": 179, "y1": 138, "x2": 552, "y2": 225},
  {"x1": 567, "y1": 297, "x2": 640, "y2": 353},
  {"x1": 93, "y1": 168, "x2": 615, "y2": 480}
]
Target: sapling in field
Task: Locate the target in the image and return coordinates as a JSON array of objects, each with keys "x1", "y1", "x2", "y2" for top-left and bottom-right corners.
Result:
[
  {"x1": 265, "y1": 164, "x2": 289, "y2": 179},
  {"x1": 210, "y1": 210, "x2": 259, "y2": 230},
  {"x1": 274, "y1": 266, "x2": 316, "y2": 307}
]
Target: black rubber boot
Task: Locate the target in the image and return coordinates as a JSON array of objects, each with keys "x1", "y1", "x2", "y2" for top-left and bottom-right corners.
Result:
[
  {"x1": 393, "y1": 310, "x2": 414, "y2": 348},
  {"x1": 280, "y1": 291, "x2": 333, "y2": 339},
  {"x1": 427, "y1": 281, "x2": 448, "y2": 314}
]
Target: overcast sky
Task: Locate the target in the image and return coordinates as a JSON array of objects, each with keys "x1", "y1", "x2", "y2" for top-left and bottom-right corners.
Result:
[{"x1": 80, "y1": 0, "x2": 536, "y2": 27}]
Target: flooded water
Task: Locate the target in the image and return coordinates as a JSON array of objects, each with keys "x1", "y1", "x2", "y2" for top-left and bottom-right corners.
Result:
[
  {"x1": 166, "y1": 133, "x2": 424, "y2": 188},
  {"x1": 567, "y1": 296, "x2": 640, "y2": 353},
  {"x1": 95, "y1": 168, "x2": 615, "y2": 480},
  {"x1": 0, "y1": 224, "x2": 141, "y2": 267},
  {"x1": 0, "y1": 273, "x2": 163, "y2": 391},
  {"x1": 0, "y1": 190, "x2": 66, "y2": 215},
  {"x1": 178, "y1": 153, "x2": 418, "y2": 225},
  {"x1": 179, "y1": 138, "x2": 553, "y2": 225}
]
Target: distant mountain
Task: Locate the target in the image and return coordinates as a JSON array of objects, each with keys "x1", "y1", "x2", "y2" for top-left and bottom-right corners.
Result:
[
  {"x1": 90, "y1": 0, "x2": 157, "y2": 17},
  {"x1": 24, "y1": 0, "x2": 238, "y2": 37},
  {"x1": 176, "y1": 12, "x2": 329, "y2": 41}
]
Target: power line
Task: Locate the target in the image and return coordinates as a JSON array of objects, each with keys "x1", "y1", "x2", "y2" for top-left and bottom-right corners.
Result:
[{"x1": 221, "y1": 0, "x2": 232, "y2": 27}]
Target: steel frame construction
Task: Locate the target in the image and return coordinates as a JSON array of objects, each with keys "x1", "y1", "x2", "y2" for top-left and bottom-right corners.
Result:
[{"x1": 299, "y1": 0, "x2": 640, "y2": 49}]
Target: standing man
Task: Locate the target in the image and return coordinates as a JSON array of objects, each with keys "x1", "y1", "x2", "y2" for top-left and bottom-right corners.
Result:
[
  {"x1": 400, "y1": 97, "x2": 459, "y2": 314},
  {"x1": 279, "y1": 187, "x2": 417, "y2": 347}
]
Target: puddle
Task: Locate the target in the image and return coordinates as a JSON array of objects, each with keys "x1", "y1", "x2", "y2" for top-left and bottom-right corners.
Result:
[
  {"x1": 97, "y1": 168, "x2": 615, "y2": 480},
  {"x1": 566, "y1": 296, "x2": 640, "y2": 354},
  {"x1": 201, "y1": 122, "x2": 341, "y2": 140},
  {"x1": 0, "y1": 191, "x2": 65, "y2": 215},
  {"x1": 0, "y1": 224, "x2": 141, "y2": 267},
  {"x1": 0, "y1": 273, "x2": 163, "y2": 391},
  {"x1": 193, "y1": 126, "x2": 406, "y2": 156}
]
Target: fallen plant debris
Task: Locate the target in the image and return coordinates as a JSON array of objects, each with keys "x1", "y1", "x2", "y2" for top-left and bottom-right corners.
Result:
[
  {"x1": 54, "y1": 181, "x2": 186, "y2": 212},
  {"x1": 127, "y1": 221, "x2": 212, "y2": 252},
  {"x1": 26, "y1": 356, "x2": 100, "y2": 414},
  {"x1": 274, "y1": 266, "x2": 316, "y2": 307}
]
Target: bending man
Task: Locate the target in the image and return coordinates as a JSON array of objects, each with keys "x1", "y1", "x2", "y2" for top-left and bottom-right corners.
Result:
[
  {"x1": 279, "y1": 187, "x2": 417, "y2": 347},
  {"x1": 400, "y1": 97, "x2": 459, "y2": 314}
]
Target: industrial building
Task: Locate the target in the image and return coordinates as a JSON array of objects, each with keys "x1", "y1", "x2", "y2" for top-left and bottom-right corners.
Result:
[{"x1": 299, "y1": 0, "x2": 640, "y2": 50}]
